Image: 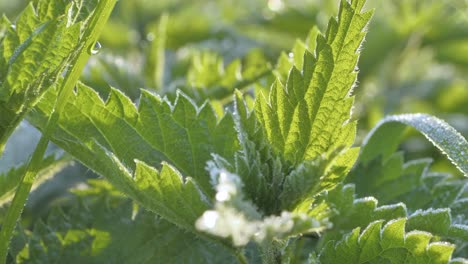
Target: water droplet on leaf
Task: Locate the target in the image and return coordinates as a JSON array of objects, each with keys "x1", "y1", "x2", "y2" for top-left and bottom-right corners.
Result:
[{"x1": 88, "y1": 41, "x2": 102, "y2": 55}]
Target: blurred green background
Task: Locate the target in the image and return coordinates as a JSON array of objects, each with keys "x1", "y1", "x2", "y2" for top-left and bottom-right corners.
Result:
[{"x1": 1, "y1": 0, "x2": 467, "y2": 235}]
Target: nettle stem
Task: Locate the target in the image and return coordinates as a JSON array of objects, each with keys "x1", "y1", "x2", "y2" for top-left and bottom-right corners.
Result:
[{"x1": 0, "y1": 1, "x2": 117, "y2": 263}]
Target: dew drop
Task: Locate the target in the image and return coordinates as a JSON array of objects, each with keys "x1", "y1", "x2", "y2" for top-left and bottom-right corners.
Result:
[{"x1": 88, "y1": 41, "x2": 102, "y2": 55}]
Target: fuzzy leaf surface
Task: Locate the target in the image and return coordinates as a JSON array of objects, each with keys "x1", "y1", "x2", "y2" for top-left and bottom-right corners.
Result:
[
  {"x1": 360, "y1": 114, "x2": 468, "y2": 177},
  {"x1": 13, "y1": 180, "x2": 236, "y2": 264},
  {"x1": 256, "y1": 0, "x2": 372, "y2": 165},
  {"x1": 29, "y1": 82, "x2": 238, "y2": 232},
  {"x1": 0, "y1": 0, "x2": 97, "y2": 155},
  {"x1": 314, "y1": 184, "x2": 468, "y2": 256},
  {"x1": 318, "y1": 219, "x2": 466, "y2": 264}
]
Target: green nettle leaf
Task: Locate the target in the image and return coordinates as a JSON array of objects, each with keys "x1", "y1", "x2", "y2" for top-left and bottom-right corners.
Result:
[
  {"x1": 314, "y1": 184, "x2": 468, "y2": 261},
  {"x1": 318, "y1": 219, "x2": 460, "y2": 264},
  {"x1": 29, "y1": 82, "x2": 238, "y2": 232},
  {"x1": 191, "y1": 0, "x2": 375, "y2": 252},
  {"x1": 13, "y1": 0, "x2": 467, "y2": 262},
  {"x1": 225, "y1": 0, "x2": 370, "y2": 217},
  {"x1": 14, "y1": 180, "x2": 237, "y2": 264},
  {"x1": 132, "y1": 161, "x2": 211, "y2": 230},
  {"x1": 348, "y1": 113, "x2": 468, "y2": 238},
  {"x1": 0, "y1": 0, "x2": 99, "y2": 155},
  {"x1": 30, "y1": 0, "x2": 374, "y2": 254},
  {"x1": 230, "y1": 93, "x2": 289, "y2": 214},
  {"x1": 359, "y1": 114, "x2": 468, "y2": 177},
  {"x1": 349, "y1": 152, "x2": 468, "y2": 223},
  {"x1": 256, "y1": 0, "x2": 372, "y2": 165}
]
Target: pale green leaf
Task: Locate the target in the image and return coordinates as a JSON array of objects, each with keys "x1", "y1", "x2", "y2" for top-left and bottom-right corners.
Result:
[
  {"x1": 0, "y1": 0, "x2": 97, "y2": 155},
  {"x1": 314, "y1": 183, "x2": 468, "y2": 253},
  {"x1": 360, "y1": 114, "x2": 468, "y2": 177},
  {"x1": 28, "y1": 82, "x2": 238, "y2": 231},
  {"x1": 31, "y1": 82, "x2": 238, "y2": 192},
  {"x1": 256, "y1": 0, "x2": 373, "y2": 165},
  {"x1": 319, "y1": 218, "x2": 464, "y2": 263},
  {"x1": 133, "y1": 161, "x2": 210, "y2": 230}
]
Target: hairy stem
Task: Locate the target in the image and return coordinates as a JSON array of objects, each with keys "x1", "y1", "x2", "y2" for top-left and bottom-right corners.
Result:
[{"x1": 0, "y1": 1, "x2": 118, "y2": 262}]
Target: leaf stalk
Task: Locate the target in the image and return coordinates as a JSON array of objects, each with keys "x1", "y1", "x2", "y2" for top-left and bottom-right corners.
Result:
[{"x1": 0, "y1": 1, "x2": 118, "y2": 262}]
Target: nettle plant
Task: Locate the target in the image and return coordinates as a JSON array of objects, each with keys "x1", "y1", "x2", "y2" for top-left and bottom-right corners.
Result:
[{"x1": 0, "y1": 0, "x2": 467, "y2": 263}]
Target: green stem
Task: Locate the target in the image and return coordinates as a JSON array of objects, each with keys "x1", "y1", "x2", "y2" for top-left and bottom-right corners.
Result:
[
  {"x1": 0, "y1": 1, "x2": 117, "y2": 263},
  {"x1": 235, "y1": 250, "x2": 249, "y2": 264}
]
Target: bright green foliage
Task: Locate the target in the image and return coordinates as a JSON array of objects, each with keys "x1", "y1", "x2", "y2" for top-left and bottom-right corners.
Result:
[
  {"x1": 14, "y1": 180, "x2": 236, "y2": 264},
  {"x1": 26, "y1": 0, "x2": 376, "y2": 255},
  {"x1": 349, "y1": 154, "x2": 468, "y2": 224},
  {"x1": 314, "y1": 184, "x2": 468, "y2": 259},
  {"x1": 229, "y1": 91, "x2": 359, "y2": 217},
  {"x1": 229, "y1": 92, "x2": 287, "y2": 214},
  {"x1": 1, "y1": 0, "x2": 467, "y2": 262},
  {"x1": 28, "y1": 82, "x2": 237, "y2": 231},
  {"x1": 0, "y1": 1, "x2": 117, "y2": 262},
  {"x1": 235, "y1": 0, "x2": 373, "y2": 218},
  {"x1": 255, "y1": 0, "x2": 372, "y2": 165},
  {"x1": 0, "y1": 155, "x2": 70, "y2": 206},
  {"x1": 274, "y1": 27, "x2": 319, "y2": 84},
  {"x1": 318, "y1": 219, "x2": 460, "y2": 264},
  {"x1": 0, "y1": 0, "x2": 98, "y2": 154},
  {"x1": 224, "y1": 0, "x2": 370, "y2": 217},
  {"x1": 132, "y1": 161, "x2": 210, "y2": 231},
  {"x1": 348, "y1": 114, "x2": 468, "y2": 244},
  {"x1": 30, "y1": 82, "x2": 238, "y2": 193},
  {"x1": 315, "y1": 184, "x2": 407, "y2": 239}
]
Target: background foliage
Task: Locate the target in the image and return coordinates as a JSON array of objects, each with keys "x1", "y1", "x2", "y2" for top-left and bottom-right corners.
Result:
[{"x1": 0, "y1": 0, "x2": 467, "y2": 263}]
